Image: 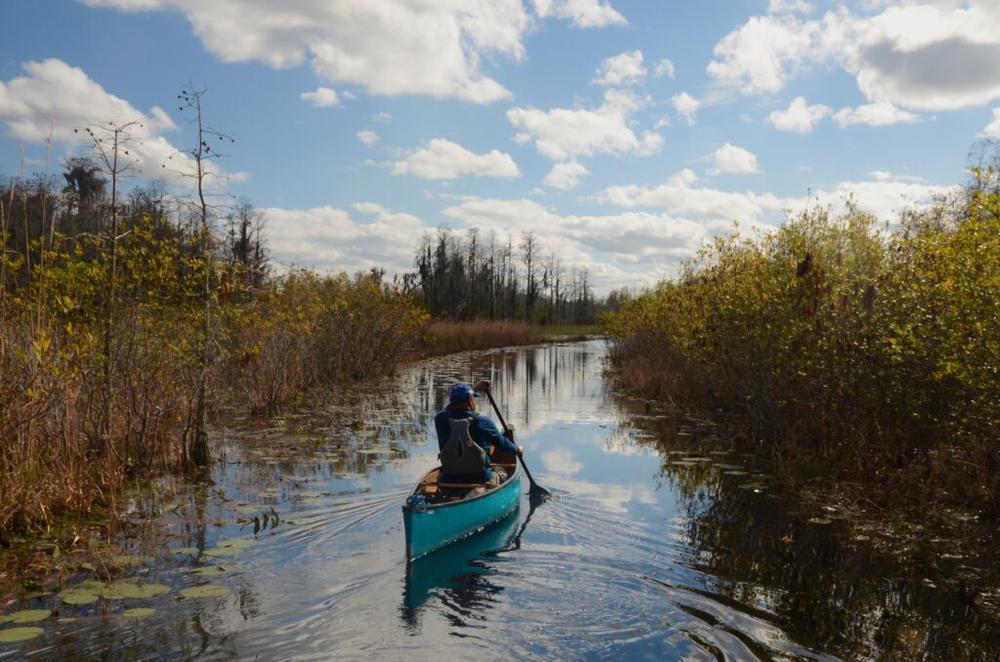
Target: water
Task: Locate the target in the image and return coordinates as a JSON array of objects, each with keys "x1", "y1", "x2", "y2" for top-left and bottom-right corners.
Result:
[{"x1": 2, "y1": 340, "x2": 998, "y2": 660}]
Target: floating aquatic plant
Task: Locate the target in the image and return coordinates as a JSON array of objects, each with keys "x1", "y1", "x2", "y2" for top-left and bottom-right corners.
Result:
[
  {"x1": 0, "y1": 610, "x2": 51, "y2": 625},
  {"x1": 0, "y1": 627, "x2": 44, "y2": 643}
]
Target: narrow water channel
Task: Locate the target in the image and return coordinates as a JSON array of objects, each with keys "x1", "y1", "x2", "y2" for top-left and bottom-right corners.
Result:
[{"x1": 2, "y1": 340, "x2": 997, "y2": 660}]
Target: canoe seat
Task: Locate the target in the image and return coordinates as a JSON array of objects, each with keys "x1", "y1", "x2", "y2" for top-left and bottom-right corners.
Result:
[{"x1": 437, "y1": 482, "x2": 488, "y2": 490}]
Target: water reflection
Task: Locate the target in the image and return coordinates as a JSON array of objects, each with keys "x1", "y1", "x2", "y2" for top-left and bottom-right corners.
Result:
[{"x1": 3, "y1": 340, "x2": 998, "y2": 660}]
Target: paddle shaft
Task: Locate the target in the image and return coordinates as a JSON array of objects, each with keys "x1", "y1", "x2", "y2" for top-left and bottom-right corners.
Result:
[{"x1": 483, "y1": 390, "x2": 549, "y2": 497}]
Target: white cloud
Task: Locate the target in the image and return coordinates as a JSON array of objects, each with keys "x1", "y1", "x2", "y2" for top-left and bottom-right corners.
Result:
[
  {"x1": 83, "y1": 0, "x2": 531, "y2": 104},
  {"x1": 356, "y1": 130, "x2": 378, "y2": 146},
  {"x1": 707, "y1": 14, "x2": 819, "y2": 94},
  {"x1": 371, "y1": 111, "x2": 392, "y2": 122},
  {"x1": 507, "y1": 89, "x2": 662, "y2": 161},
  {"x1": 300, "y1": 86, "x2": 339, "y2": 107},
  {"x1": 391, "y1": 138, "x2": 519, "y2": 180},
  {"x1": 531, "y1": 0, "x2": 626, "y2": 28},
  {"x1": 263, "y1": 203, "x2": 427, "y2": 276},
  {"x1": 604, "y1": 169, "x2": 784, "y2": 223},
  {"x1": 709, "y1": 2, "x2": 1000, "y2": 111},
  {"x1": 768, "y1": 0, "x2": 813, "y2": 15},
  {"x1": 0, "y1": 58, "x2": 230, "y2": 186},
  {"x1": 983, "y1": 108, "x2": 1000, "y2": 138},
  {"x1": 653, "y1": 58, "x2": 675, "y2": 79},
  {"x1": 768, "y1": 96, "x2": 831, "y2": 133},
  {"x1": 672, "y1": 92, "x2": 700, "y2": 125},
  {"x1": 442, "y1": 195, "x2": 712, "y2": 291},
  {"x1": 593, "y1": 50, "x2": 646, "y2": 87},
  {"x1": 833, "y1": 102, "x2": 919, "y2": 127},
  {"x1": 544, "y1": 160, "x2": 589, "y2": 189},
  {"x1": 603, "y1": 168, "x2": 956, "y2": 227},
  {"x1": 710, "y1": 143, "x2": 760, "y2": 175}
]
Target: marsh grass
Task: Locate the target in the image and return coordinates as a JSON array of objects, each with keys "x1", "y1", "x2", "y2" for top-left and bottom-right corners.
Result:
[{"x1": 420, "y1": 320, "x2": 542, "y2": 356}]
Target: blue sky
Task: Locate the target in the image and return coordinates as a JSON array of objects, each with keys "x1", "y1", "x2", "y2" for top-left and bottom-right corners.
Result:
[{"x1": 2, "y1": 0, "x2": 999, "y2": 291}]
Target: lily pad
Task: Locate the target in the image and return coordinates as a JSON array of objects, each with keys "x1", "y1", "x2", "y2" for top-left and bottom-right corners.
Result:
[
  {"x1": 203, "y1": 538, "x2": 254, "y2": 557},
  {"x1": 738, "y1": 482, "x2": 768, "y2": 492},
  {"x1": 100, "y1": 581, "x2": 170, "y2": 600},
  {"x1": 808, "y1": 517, "x2": 832, "y2": 525},
  {"x1": 122, "y1": 608, "x2": 156, "y2": 618},
  {"x1": 59, "y1": 588, "x2": 100, "y2": 605},
  {"x1": 171, "y1": 547, "x2": 200, "y2": 555},
  {"x1": 0, "y1": 610, "x2": 51, "y2": 624},
  {"x1": 0, "y1": 627, "x2": 44, "y2": 643},
  {"x1": 724, "y1": 470, "x2": 749, "y2": 476},
  {"x1": 179, "y1": 584, "x2": 230, "y2": 599}
]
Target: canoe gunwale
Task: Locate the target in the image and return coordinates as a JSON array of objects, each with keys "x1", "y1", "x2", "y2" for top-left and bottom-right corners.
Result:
[{"x1": 402, "y1": 461, "x2": 521, "y2": 512}]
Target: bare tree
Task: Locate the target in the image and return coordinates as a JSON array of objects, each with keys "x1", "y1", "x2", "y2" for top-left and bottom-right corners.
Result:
[
  {"x1": 172, "y1": 84, "x2": 234, "y2": 469},
  {"x1": 77, "y1": 119, "x2": 144, "y2": 453}
]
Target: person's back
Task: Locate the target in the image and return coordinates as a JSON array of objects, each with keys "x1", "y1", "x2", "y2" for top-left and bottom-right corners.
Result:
[{"x1": 435, "y1": 381, "x2": 520, "y2": 486}]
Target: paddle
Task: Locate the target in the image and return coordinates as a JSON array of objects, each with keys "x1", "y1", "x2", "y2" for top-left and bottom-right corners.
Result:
[{"x1": 482, "y1": 389, "x2": 551, "y2": 500}]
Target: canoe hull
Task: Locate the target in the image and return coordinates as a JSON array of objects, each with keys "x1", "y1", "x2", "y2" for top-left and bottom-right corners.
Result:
[{"x1": 402, "y1": 467, "x2": 522, "y2": 561}]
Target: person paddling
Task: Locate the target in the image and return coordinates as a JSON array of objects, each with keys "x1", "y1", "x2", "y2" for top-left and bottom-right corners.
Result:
[{"x1": 435, "y1": 380, "x2": 523, "y2": 486}]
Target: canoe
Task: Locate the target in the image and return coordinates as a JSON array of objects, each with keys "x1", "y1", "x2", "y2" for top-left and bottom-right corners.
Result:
[{"x1": 402, "y1": 455, "x2": 522, "y2": 561}]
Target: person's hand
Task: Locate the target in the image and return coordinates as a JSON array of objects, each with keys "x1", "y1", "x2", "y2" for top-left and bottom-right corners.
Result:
[
  {"x1": 517, "y1": 445, "x2": 524, "y2": 456},
  {"x1": 473, "y1": 379, "x2": 491, "y2": 394}
]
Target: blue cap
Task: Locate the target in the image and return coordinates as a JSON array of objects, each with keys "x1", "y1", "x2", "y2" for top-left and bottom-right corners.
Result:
[{"x1": 449, "y1": 383, "x2": 475, "y2": 403}]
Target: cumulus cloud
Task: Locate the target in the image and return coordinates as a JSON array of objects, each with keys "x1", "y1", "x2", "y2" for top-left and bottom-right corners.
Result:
[
  {"x1": 392, "y1": 138, "x2": 520, "y2": 180},
  {"x1": 767, "y1": 0, "x2": 813, "y2": 15},
  {"x1": 604, "y1": 169, "x2": 784, "y2": 222},
  {"x1": 531, "y1": 0, "x2": 626, "y2": 28},
  {"x1": 0, "y1": 58, "x2": 231, "y2": 185},
  {"x1": 593, "y1": 50, "x2": 646, "y2": 87},
  {"x1": 83, "y1": 0, "x2": 532, "y2": 104},
  {"x1": 300, "y1": 86, "x2": 339, "y2": 107},
  {"x1": 983, "y1": 108, "x2": 1000, "y2": 138},
  {"x1": 709, "y1": 143, "x2": 759, "y2": 175},
  {"x1": 832, "y1": 102, "x2": 919, "y2": 127},
  {"x1": 768, "y1": 96, "x2": 831, "y2": 133},
  {"x1": 371, "y1": 111, "x2": 392, "y2": 122},
  {"x1": 603, "y1": 168, "x2": 955, "y2": 226},
  {"x1": 544, "y1": 160, "x2": 589, "y2": 189},
  {"x1": 672, "y1": 92, "x2": 700, "y2": 125},
  {"x1": 357, "y1": 130, "x2": 378, "y2": 146},
  {"x1": 653, "y1": 58, "x2": 675, "y2": 79},
  {"x1": 442, "y1": 195, "x2": 712, "y2": 291},
  {"x1": 263, "y1": 202, "x2": 427, "y2": 276},
  {"x1": 707, "y1": 14, "x2": 820, "y2": 94},
  {"x1": 709, "y1": 1, "x2": 1000, "y2": 111},
  {"x1": 507, "y1": 89, "x2": 662, "y2": 161}
]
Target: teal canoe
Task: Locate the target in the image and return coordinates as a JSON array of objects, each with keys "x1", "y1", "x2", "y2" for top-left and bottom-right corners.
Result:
[{"x1": 402, "y1": 461, "x2": 522, "y2": 561}]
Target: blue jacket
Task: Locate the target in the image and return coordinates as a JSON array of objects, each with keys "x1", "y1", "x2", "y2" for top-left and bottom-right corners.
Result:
[{"x1": 434, "y1": 405, "x2": 518, "y2": 482}]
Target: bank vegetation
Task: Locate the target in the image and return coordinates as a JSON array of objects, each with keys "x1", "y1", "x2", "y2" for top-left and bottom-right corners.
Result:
[{"x1": 605, "y1": 159, "x2": 1000, "y2": 517}]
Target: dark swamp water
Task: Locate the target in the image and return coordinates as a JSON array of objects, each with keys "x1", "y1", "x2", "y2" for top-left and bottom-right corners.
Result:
[{"x1": 2, "y1": 340, "x2": 999, "y2": 660}]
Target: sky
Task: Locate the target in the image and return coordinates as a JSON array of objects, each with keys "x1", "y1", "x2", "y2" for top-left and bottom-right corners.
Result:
[{"x1": 2, "y1": 0, "x2": 999, "y2": 293}]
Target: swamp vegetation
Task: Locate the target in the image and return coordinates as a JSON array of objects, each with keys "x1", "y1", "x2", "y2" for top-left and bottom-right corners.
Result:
[
  {"x1": 0, "y1": 163, "x2": 566, "y2": 542},
  {"x1": 604, "y1": 160, "x2": 1000, "y2": 520}
]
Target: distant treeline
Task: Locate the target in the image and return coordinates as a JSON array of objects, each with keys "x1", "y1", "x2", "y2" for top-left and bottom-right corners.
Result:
[
  {"x1": 605, "y1": 150, "x2": 1000, "y2": 518},
  {"x1": 413, "y1": 228, "x2": 629, "y2": 325}
]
